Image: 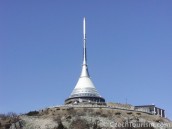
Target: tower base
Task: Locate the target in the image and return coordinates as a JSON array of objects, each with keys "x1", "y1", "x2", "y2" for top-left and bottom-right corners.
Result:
[{"x1": 65, "y1": 96, "x2": 106, "y2": 105}]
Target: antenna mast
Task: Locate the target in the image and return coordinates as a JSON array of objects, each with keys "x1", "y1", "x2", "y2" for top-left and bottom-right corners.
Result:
[{"x1": 83, "y1": 17, "x2": 87, "y2": 65}]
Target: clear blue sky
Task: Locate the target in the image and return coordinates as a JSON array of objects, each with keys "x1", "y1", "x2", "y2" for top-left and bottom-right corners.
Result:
[{"x1": 0, "y1": 1, "x2": 172, "y2": 119}]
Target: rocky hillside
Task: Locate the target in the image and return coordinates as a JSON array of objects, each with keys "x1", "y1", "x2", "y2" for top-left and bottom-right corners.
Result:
[{"x1": 1, "y1": 104, "x2": 171, "y2": 129}]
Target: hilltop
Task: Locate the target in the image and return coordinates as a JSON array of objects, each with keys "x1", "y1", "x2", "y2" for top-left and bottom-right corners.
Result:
[{"x1": 0, "y1": 103, "x2": 171, "y2": 129}]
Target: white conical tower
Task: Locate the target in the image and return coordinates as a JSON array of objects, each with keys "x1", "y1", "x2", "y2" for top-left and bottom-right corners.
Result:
[{"x1": 65, "y1": 17, "x2": 105, "y2": 105}]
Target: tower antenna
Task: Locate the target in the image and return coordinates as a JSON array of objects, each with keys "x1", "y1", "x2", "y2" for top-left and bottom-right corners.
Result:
[
  {"x1": 65, "y1": 17, "x2": 105, "y2": 105},
  {"x1": 83, "y1": 17, "x2": 87, "y2": 65}
]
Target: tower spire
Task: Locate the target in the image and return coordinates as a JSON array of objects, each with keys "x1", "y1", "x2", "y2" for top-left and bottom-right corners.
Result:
[
  {"x1": 80, "y1": 17, "x2": 89, "y2": 77},
  {"x1": 65, "y1": 17, "x2": 105, "y2": 105},
  {"x1": 83, "y1": 17, "x2": 87, "y2": 65}
]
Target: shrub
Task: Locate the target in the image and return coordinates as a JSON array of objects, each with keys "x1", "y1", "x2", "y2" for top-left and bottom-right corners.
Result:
[
  {"x1": 0, "y1": 112, "x2": 19, "y2": 129},
  {"x1": 26, "y1": 111, "x2": 39, "y2": 116},
  {"x1": 54, "y1": 121, "x2": 67, "y2": 129},
  {"x1": 0, "y1": 112, "x2": 17, "y2": 119},
  {"x1": 0, "y1": 114, "x2": 6, "y2": 120},
  {"x1": 95, "y1": 111, "x2": 101, "y2": 116},
  {"x1": 101, "y1": 113, "x2": 108, "y2": 117},
  {"x1": 136, "y1": 112, "x2": 141, "y2": 115},
  {"x1": 127, "y1": 112, "x2": 133, "y2": 115},
  {"x1": 115, "y1": 112, "x2": 121, "y2": 115}
]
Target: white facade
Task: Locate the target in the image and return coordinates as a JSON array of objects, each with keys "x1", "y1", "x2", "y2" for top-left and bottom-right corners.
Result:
[
  {"x1": 65, "y1": 18, "x2": 105, "y2": 104},
  {"x1": 69, "y1": 17, "x2": 102, "y2": 98}
]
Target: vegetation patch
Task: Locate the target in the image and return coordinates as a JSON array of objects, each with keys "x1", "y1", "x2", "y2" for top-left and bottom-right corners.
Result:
[
  {"x1": 0, "y1": 112, "x2": 19, "y2": 129},
  {"x1": 115, "y1": 112, "x2": 121, "y2": 115},
  {"x1": 26, "y1": 110, "x2": 39, "y2": 116},
  {"x1": 127, "y1": 112, "x2": 133, "y2": 115},
  {"x1": 136, "y1": 112, "x2": 141, "y2": 115}
]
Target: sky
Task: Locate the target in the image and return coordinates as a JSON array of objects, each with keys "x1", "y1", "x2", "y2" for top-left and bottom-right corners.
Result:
[{"x1": 0, "y1": 0, "x2": 172, "y2": 119}]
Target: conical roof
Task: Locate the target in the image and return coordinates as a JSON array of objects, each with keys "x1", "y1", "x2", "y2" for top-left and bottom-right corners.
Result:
[
  {"x1": 70, "y1": 64, "x2": 101, "y2": 98},
  {"x1": 69, "y1": 17, "x2": 102, "y2": 98}
]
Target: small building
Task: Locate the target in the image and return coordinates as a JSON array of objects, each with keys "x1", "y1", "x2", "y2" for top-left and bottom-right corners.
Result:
[{"x1": 135, "y1": 105, "x2": 165, "y2": 117}]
